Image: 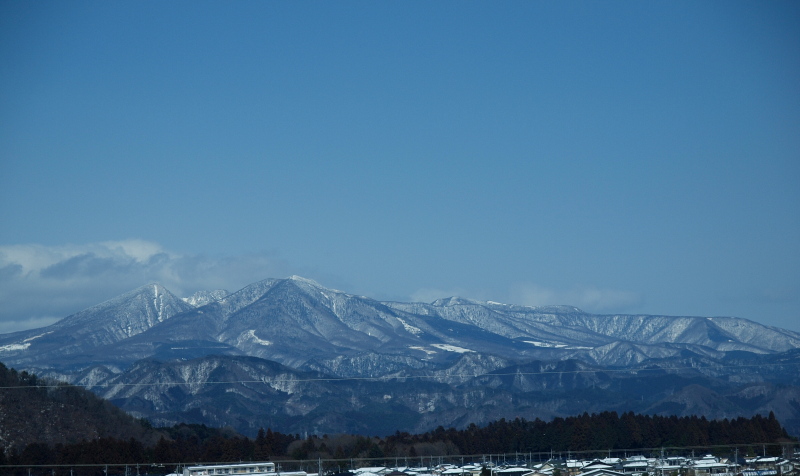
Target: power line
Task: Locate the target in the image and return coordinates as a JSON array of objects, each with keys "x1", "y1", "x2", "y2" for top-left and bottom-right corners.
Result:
[
  {"x1": 1, "y1": 442, "x2": 799, "y2": 472},
  {"x1": 1, "y1": 361, "x2": 798, "y2": 390}
]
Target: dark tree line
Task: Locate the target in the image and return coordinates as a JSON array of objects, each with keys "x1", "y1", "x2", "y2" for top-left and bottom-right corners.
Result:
[
  {"x1": 382, "y1": 411, "x2": 793, "y2": 455},
  {"x1": 0, "y1": 424, "x2": 299, "y2": 476},
  {"x1": 1, "y1": 363, "x2": 795, "y2": 474},
  {"x1": 1, "y1": 412, "x2": 793, "y2": 474}
]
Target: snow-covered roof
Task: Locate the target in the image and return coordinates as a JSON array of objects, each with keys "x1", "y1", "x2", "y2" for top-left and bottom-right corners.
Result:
[{"x1": 355, "y1": 468, "x2": 390, "y2": 475}]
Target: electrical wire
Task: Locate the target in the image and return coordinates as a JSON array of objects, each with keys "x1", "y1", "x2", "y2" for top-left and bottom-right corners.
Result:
[{"x1": 1, "y1": 361, "x2": 798, "y2": 390}]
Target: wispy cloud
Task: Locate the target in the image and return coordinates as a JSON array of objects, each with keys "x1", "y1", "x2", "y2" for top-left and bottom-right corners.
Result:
[
  {"x1": 409, "y1": 282, "x2": 642, "y2": 314},
  {"x1": 410, "y1": 287, "x2": 473, "y2": 304},
  {"x1": 0, "y1": 240, "x2": 286, "y2": 333},
  {"x1": 510, "y1": 282, "x2": 643, "y2": 313}
]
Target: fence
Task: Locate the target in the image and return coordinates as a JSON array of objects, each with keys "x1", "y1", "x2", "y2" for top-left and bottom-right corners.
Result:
[{"x1": 2, "y1": 442, "x2": 798, "y2": 476}]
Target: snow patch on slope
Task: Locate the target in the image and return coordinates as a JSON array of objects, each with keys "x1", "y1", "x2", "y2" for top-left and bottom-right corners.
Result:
[
  {"x1": 409, "y1": 345, "x2": 437, "y2": 355},
  {"x1": 0, "y1": 331, "x2": 53, "y2": 352},
  {"x1": 397, "y1": 317, "x2": 422, "y2": 335},
  {"x1": 0, "y1": 343, "x2": 30, "y2": 352},
  {"x1": 431, "y1": 343, "x2": 473, "y2": 353},
  {"x1": 525, "y1": 340, "x2": 568, "y2": 348},
  {"x1": 242, "y1": 330, "x2": 272, "y2": 346},
  {"x1": 182, "y1": 289, "x2": 229, "y2": 307}
]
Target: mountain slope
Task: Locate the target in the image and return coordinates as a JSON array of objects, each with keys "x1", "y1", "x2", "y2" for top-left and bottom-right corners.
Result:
[
  {"x1": 0, "y1": 284, "x2": 193, "y2": 368},
  {"x1": 65, "y1": 351, "x2": 800, "y2": 438},
  {"x1": 387, "y1": 300, "x2": 800, "y2": 354},
  {"x1": 5, "y1": 276, "x2": 799, "y2": 374},
  {"x1": 80, "y1": 277, "x2": 535, "y2": 370},
  {"x1": 1, "y1": 276, "x2": 799, "y2": 438},
  {"x1": 0, "y1": 362, "x2": 164, "y2": 452}
]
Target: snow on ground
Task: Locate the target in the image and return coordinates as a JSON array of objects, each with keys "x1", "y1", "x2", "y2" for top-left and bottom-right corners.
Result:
[
  {"x1": 431, "y1": 343, "x2": 473, "y2": 353},
  {"x1": 244, "y1": 329, "x2": 272, "y2": 346},
  {"x1": 524, "y1": 340, "x2": 592, "y2": 350},
  {"x1": 0, "y1": 331, "x2": 53, "y2": 352},
  {"x1": 397, "y1": 317, "x2": 423, "y2": 335},
  {"x1": 409, "y1": 345, "x2": 437, "y2": 355},
  {"x1": 524, "y1": 340, "x2": 568, "y2": 348},
  {"x1": 0, "y1": 343, "x2": 30, "y2": 352}
]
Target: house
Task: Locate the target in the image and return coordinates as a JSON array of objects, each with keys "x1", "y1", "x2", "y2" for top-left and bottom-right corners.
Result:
[
  {"x1": 622, "y1": 457, "x2": 649, "y2": 475},
  {"x1": 580, "y1": 469, "x2": 627, "y2": 476},
  {"x1": 355, "y1": 467, "x2": 391, "y2": 476},
  {"x1": 567, "y1": 460, "x2": 586, "y2": 476},
  {"x1": 495, "y1": 467, "x2": 535, "y2": 476},
  {"x1": 530, "y1": 461, "x2": 557, "y2": 476},
  {"x1": 742, "y1": 456, "x2": 794, "y2": 476},
  {"x1": 651, "y1": 456, "x2": 688, "y2": 476},
  {"x1": 582, "y1": 461, "x2": 615, "y2": 473},
  {"x1": 689, "y1": 455, "x2": 732, "y2": 476}
]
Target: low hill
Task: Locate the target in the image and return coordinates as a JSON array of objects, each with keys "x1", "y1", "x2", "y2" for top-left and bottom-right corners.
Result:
[{"x1": 0, "y1": 362, "x2": 165, "y2": 452}]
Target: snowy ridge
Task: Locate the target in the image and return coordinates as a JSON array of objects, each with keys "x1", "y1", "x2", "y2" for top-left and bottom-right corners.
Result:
[
  {"x1": 0, "y1": 283, "x2": 193, "y2": 359},
  {"x1": 3, "y1": 276, "x2": 799, "y2": 372},
  {"x1": 2, "y1": 276, "x2": 799, "y2": 438},
  {"x1": 183, "y1": 289, "x2": 229, "y2": 307}
]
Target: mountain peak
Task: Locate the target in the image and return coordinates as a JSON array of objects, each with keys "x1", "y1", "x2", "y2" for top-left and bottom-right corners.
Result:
[
  {"x1": 60, "y1": 282, "x2": 192, "y2": 331},
  {"x1": 283, "y1": 275, "x2": 347, "y2": 297},
  {"x1": 285, "y1": 275, "x2": 325, "y2": 292},
  {"x1": 3, "y1": 276, "x2": 800, "y2": 437},
  {"x1": 287, "y1": 275, "x2": 321, "y2": 286},
  {"x1": 67, "y1": 282, "x2": 174, "y2": 319},
  {"x1": 431, "y1": 296, "x2": 480, "y2": 307},
  {"x1": 0, "y1": 282, "x2": 195, "y2": 362},
  {"x1": 182, "y1": 289, "x2": 229, "y2": 307}
]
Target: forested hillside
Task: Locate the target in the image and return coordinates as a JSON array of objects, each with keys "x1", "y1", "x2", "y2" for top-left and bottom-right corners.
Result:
[
  {"x1": 0, "y1": 363, "x2": 164, "y2": 452},
  {"x1": 0, "y1": 364, "x2": 795, "y2": 471},
  {"x1": 2, "y1": 413, "x2": 795, "y2": 471}
]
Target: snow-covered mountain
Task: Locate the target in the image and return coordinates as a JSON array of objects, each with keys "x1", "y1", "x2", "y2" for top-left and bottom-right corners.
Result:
[
  {"x1": 47, "y1": 349, "x2": 800, "y2": 437},
  {"x1": 387, "y1": 298, "x2": 800, "y2": 354},
  {"x1": 1, "y1": 276, "x2": 799, "y2": 437},
  {"x1": 0, "y1": 283, "x2": 193, "y2": 367},
  {"x1": 3, "y1": 274, "x2": 799, "y2": 375},
  {"x1": 182, "y1": 289, "x2": 229, "y2": 307}
]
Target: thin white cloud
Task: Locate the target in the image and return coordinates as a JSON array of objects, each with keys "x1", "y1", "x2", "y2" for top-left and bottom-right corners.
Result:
[
  {"x1": 0, "y1": 240, "x2": 168, "y2": 275},
  {"x1": 410, "y1": 287, "x2": 472, "y2": 304},
  {"x1": 510, "y1": 282, "x2": 643, "y2": 314},
  {"x1": 410, "y1": 282, "x2": 641, "y2": 314},
  {"x1": 0, "y1": 241, "x2": 648, "y2": 334},
  {"x1": 0, "y1": 240, "x2": 287, "y2": 333}
]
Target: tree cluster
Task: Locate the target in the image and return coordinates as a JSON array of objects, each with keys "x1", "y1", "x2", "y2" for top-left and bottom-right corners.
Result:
[
  {"x1": 1, "y1": 362, "x2": 796, "y2": 475},
  {"x1": 386, "y1": 411, "x2": 792, "y2": 455},
  {"x1": 0, "y1": 362, "x2": 163, "y2": 452},
  {"x1": 0, "y1": 424, "x2": 298, "y2": 475},
  {"x1": 5, "y1": 411, "x2": 792, "y2": 474}
]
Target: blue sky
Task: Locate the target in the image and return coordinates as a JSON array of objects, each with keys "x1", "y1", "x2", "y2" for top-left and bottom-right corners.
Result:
[{"x1": 1, "y1": 1, "x2": 799, "y2": 333}]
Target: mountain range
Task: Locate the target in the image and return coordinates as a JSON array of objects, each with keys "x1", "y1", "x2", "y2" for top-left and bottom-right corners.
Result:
[{"x1": 1, "y1": 276, "x2": 798, "y2": 437}]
